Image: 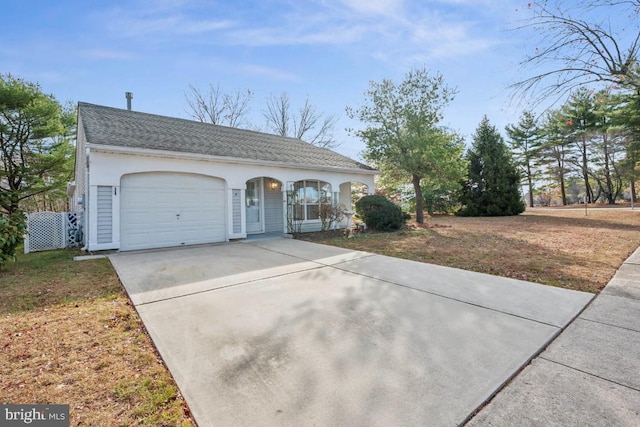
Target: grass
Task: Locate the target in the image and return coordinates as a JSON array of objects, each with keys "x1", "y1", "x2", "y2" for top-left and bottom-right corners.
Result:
[
  {"x1": 0, "y1": 247, "x2": 194, "y2": 426},
  {"x1": 2, "y1": 207, "x2": 638, "y2": 425},
  {"x1": 298, "y1": 207, "x2": 640, "y2": 294}
]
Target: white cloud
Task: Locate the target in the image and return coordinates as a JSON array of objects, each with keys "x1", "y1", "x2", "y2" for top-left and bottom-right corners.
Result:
[
  {"x1": 97, "y1": 1, "x2": 234, "y2": 40},
  {"x1": 80, "y1": 49, "x2": 135, "y2": 60},
  {"x1": 108, "y1": 15, "x2": 233, "y2": 38},
  {"x1": 94, "y1": 0, "x2": 504, "y2": 65},
  {"x1": 179, "y1": 20, "x2": 233, "y2": 34},
  {"x1": 225, "y1": 24, "x2": 365, "y2": 46},
  {"x1": 239, "y1": 64, "x2": 300, "y2": 81},
  {"x1": 339, "y1": 0, "x2": 404, "y2": 16},
  {"x1": 403, "y1": 15, "x2": 498, "y2": 60}
]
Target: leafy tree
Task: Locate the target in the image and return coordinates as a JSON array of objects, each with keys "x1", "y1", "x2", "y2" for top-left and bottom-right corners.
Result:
[
  {"x1": 0, "y1": 74, "x2": 69, "y2": 216},
  {"x1": 506, "y1": 111, "x2": 543, "y2": 207},
  {"x1": 347, "y1": 67, "x2": 465, "y2": 223},
  {"x1": 458, "y1": 117, "x2": 525, "y2": 216}
]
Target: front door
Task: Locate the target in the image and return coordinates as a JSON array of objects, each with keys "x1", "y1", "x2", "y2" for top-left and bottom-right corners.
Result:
[{"x1": 246, "y1": 178, "x2": 263, "y2": 234}]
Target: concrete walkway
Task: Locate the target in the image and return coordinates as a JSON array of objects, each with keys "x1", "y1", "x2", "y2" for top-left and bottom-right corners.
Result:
[
  {"x1": 467, "y1": 246, "x2": 640, "y2": 426},
  {"x1": 109, "y1": 239, "x2": 593, "y2": 426}
]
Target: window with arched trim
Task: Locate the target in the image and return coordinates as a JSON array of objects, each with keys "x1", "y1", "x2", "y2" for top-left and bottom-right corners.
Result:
[{"x1": 293, "y1": 180, "x2": 331, "y2": 220}]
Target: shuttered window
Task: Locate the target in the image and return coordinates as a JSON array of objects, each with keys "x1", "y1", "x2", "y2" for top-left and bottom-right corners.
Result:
[
  {"x1": 232, "y1": 190, "x2": 242, "y2": 233},
  {"x1": 97, "y1": 186, "x2": 113, "y2": 244}
]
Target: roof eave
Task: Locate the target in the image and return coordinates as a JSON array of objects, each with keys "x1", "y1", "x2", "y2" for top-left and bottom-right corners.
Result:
[{"x1": 86, "y1": 143, "x2": 379, "y2": 175}]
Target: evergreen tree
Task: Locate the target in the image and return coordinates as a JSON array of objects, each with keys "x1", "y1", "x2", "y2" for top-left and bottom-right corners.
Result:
[
  {"x1": 590, "y1": 90, "x2": 623, "y2": 204},
  {"x1": 609, "y1": 90, "x2": 640, "y2": 202},
  {"x1": 538, "y1": 109, "x2": 573, "y2": 205},
  {"x1": 0, "y1": 74, "x2": 69, "y2": 216},
  {"x1": 561, "y1": 88, "x2": 597, "y2": 203},
  {"x1": 458, "y1": 116, "x2": 525, "y2": 216},
  {"x1": 505, "y1": 111, "x2": 542, "y2": 208}
]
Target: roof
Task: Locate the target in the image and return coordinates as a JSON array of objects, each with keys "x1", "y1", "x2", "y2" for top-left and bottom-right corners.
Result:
[{"x1": 78, "y1": 102, "x2": 375, "y2": 172}]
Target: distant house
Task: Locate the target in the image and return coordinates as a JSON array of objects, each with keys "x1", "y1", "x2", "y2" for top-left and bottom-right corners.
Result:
[{"x1": 69, "y1": 102, "x2": 377, "y2": 251}]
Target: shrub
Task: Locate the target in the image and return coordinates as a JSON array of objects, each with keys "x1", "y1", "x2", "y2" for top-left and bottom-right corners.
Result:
[
  {"x1": 0, "y1": 214, "x2": 25, "y2": 267},
  {"x1": 319, "y1": 203, "x2": 347, "y2": 231},
  {"x1": 355, "y1": 195, "x2": 405, "y2": 231}
]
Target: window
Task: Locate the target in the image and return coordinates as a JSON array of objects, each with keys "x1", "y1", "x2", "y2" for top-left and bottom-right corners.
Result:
[{"x1": 293, "y1": 180, "x2": 331, "y2": 220}]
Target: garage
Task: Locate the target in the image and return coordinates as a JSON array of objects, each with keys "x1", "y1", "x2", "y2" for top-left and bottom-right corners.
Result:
[{"x1": 120, "y1": 172, "x2": 226, "y2": 251}]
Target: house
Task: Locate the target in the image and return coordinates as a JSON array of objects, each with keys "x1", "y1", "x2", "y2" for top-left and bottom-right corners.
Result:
[{"x1": 69, "y1": 102, "x2": 377, "y2": 252}]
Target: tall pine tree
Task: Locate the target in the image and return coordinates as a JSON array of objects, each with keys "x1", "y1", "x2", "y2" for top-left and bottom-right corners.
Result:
[
  {"x1": 505, "y1": 111, "x2": 542, "y2": 208},
  {"x1": 458, "y1": 116, "x2": 525, "y2": 216}
]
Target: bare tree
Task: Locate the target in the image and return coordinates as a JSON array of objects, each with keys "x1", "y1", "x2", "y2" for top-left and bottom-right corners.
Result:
[
  {"x1": 224, "y1": 87, "x2": 254, "y2": 128},
  {"x1": 263, "y1": 92, "x2": 339, "y2": 148},
  {"x1": 185, "y1": 83, "x2": 253, "y2": 128},
  {"x1": 513, "y1": 1, "x2": 640, "y2": 104},
  {"x1": 263, "y1": 92, "x2": 291, "y2": 137}
]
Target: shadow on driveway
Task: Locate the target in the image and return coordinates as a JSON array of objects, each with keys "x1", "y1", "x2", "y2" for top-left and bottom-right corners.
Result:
[{"x1": 109, "y1": 239, "x2": 594, "y2": 426}]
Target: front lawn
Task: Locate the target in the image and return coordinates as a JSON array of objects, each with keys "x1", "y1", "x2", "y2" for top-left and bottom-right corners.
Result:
[
  {"x1": 299, "y1": 207, "x2": 640, "y2": 293},
  {"x1": 0, "y1": 248, "x2": 194, "y2": 426}
]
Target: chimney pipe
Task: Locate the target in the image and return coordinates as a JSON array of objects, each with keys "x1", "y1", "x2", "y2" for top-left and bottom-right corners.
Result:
[{"x1": 125, "y1": 92, "x2": 133, "y2": 110}]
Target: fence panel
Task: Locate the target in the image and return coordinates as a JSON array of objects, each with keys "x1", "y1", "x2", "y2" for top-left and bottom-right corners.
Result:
[{"x1": 25, "y1": 212, "x2": 79, "y2": 254}]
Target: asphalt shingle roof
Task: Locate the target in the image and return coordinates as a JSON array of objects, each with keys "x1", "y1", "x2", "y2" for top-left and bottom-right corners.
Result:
[{"x1": 78, "y1": 102, "x2": 375, "y2": 172}]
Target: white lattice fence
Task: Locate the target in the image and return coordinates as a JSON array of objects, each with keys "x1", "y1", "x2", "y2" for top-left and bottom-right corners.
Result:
[
  {"x1": 66, "y1": 212, "x2": 80, "y2": 247},
  {"x1": 24, "y1": 212, "x2": 80, "y2": 254}
]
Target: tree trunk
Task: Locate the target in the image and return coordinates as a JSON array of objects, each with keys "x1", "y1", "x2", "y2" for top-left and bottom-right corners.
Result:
[
  {"x1": 581, "y1": 138, "x2": 593, "y2": 203},
  {"x1": 555, "y1": 153, "x2": 567, "y2": 205},
  {"x1": 526, "y1": 163, "x2": 534, "y2": 207},
  {"x1": 602, "y1": 134, "x2": 615, "y2": 204},
  {"x1": 559, "y1": 170, "x2": 567, "y2": 206},
  {"x1": 412, "y1": 174, "x2": 425, "y2": 224}
]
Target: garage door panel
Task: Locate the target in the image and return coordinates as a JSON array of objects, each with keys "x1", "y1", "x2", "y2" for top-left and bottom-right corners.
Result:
[{"x1": 120, "y1": 173, "x2": 226, "y2": 251}]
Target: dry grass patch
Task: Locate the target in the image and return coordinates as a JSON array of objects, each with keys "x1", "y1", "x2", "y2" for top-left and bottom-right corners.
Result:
[
  {"x1": 1, "y1": 249, "x2": 194, "y2": 426},
  {"x1": 299, "y1": 207, "x2": 640, "y2": 293}
]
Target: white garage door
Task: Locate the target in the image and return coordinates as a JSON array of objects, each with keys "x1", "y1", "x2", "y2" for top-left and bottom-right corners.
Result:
[{"x1": 120, "y1": 173, "x2": 226, "y2": 251}]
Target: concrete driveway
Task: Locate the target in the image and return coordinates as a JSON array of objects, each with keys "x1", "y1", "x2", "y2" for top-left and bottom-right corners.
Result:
[{"x1": 109, "y1": 238, "x2": 593, "y2": 426}]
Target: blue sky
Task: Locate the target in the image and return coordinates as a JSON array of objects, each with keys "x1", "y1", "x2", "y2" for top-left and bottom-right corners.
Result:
[{"x1": 3, "y1": 0, "x2": 538, "y2": 160}]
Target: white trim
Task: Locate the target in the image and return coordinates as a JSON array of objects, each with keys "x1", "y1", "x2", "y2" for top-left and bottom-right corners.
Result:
[
  {"x1": 246, "y1": 177, "x2": 265, "y2": 234},
  {"x1": 86, "y1": 143, "x2": 379, "y2": 175}
]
